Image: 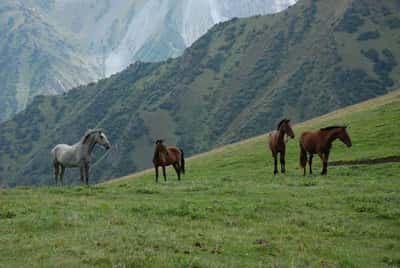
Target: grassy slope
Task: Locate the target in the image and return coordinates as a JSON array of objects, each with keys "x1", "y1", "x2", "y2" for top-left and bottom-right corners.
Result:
[{"x1": 0, "y1": 91, "x2": 399, "y2": 267}]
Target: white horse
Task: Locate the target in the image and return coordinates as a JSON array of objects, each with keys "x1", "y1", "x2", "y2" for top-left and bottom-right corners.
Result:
[{"x1": 51, "y1": 129, "x2": 111, "y2": 185}]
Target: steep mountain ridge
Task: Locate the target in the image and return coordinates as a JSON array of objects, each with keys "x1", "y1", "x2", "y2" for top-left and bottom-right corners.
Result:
[
  {"x1": 0, "y1": 0, "x2": 295, "y2": 122},
  {"x1": 0, "y1": 0, "x2": 399, "y2": 186},
  {"x1": 44, "y1": 0, "x2": 296, "y2": 75},
  {"x1": 0, "y1": 0, "x2": 100, "y2": 122}
]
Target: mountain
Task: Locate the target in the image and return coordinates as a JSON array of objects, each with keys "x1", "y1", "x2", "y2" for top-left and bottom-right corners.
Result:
[
  {"x1": 41, "y1": 0, "x2": 297, "y2": 75},
  {"x1": 0, "y1": 0, "x2": 399, "y2": 186},
  {"x1": 0, "y1": 0, "x2": 100, "y2": 122},
  {"x1": 0, "y1": 0, "x2": 295, "y2": 122}
]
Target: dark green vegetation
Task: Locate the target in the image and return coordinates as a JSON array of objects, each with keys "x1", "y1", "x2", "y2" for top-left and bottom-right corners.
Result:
[
  {"x1": 1, "y1": 0, "x2": 400, "y2": 186},
  {"x1": 1, "y1": 91, "x2": 399, "y2": 267},
  {"x1": 0, "y1": 0, "x2": 100, "y2": 122}
]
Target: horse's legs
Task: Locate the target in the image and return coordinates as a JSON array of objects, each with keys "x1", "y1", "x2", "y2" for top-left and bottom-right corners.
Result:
[
  {"x1": 303, "y1": 153, "x2": 308, "y2": 176},
  {"x1": 309, "y1": 154, "x2": 313, "y2": 175},
  {"x1": 173, "y1": 163, "x2": 181, "y2": 181},
  {"x1": 273, "y1": 154, "x2": 278, "y2": 175},
  {"x1": 60, "y1": 165, "x2": 65, "y2": 186},
  {"x1": 321, "y1": 152, "x2": 330, "y2": 175},
  {"x1": 300, "y1": 145, "x2": 308, "y2": 176},
  {"x1": 155, "y1": 166, "x2": 159, "y2": 183},
  {"x1": 80, "y1": 166, "x2": 85, "y2": 183},
  {"x1": 162, "y1": 165, "x2": 167, "y2": 182},
  {"x1": 53, "y1": 162, "x2": 59, "y2": 185},
  {"x1": 84, "y1": 163, "x2": 90, "y2": 186},
  {"x1": 280, "y1": 152, "x2": 286, "y2": 174}
]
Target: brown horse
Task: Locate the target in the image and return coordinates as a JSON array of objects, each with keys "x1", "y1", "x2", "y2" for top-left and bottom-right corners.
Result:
[
  {"x1": 152, "y1": 139, "x2": 185, "y2": 182},
  {"x1": 268, "y1": 119, "x2": 295, "y2": 175},
  {"x1": 300, "y1": 126, "x2": 352, "y2": 176}
]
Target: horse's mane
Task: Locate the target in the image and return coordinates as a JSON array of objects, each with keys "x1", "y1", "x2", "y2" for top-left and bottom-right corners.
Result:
[
  {"x1": 82, "y1": 129, "x2": 103, "y2": 143},
  {"x1": 320, "y1": 126, "x2": 345, "y2": 131},
  {"x1": 277, "y1": 119, "x2": 289, "y2": 130}
]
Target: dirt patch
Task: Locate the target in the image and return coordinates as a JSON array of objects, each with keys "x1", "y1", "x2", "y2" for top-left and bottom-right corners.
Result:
[
  {"x1": 254, "y1": 239, "x2": 269, "y2": 245},
  {"x1": 330, "y1": 156, "x2": 400, "y2": 166}
]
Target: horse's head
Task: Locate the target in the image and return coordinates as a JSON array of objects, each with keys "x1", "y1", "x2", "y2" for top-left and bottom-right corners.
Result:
[
  {"x1": 338, "y1": 126, "x2": 352, "y2": 147},
  {"x1": 154, "y1": 139, "x2": 168, "y2": 155},
  {"x1": 90, "y1": 130, "x2": 111, "y2": 150},
  {"x1": 278, "y1": 119, "x2": 295, "y2": 139}
]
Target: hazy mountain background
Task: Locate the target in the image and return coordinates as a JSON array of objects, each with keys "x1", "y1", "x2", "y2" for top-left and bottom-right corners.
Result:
[
  {"x1": 0, "y1": 0, "x2": 399, "y2": 186},
  {"x1": 45, "y1": 0, "x2": 297, "y2": 76},
  {"x1": 0, "y1": 0, "x2": 295, "y2": 122},
  {"x1": 0, "y1": 0, "x2": 100, "y2": 122}
]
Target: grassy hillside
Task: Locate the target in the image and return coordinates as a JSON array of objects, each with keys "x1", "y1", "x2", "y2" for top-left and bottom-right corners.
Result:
[
  {"x1": 0, "y1": 91, "x2": 399, "y2": 267},
  {"x1": 0, "y1": 0, "x2": 100, "y2": 122},
  {"x1": 1, "y1": 0, "x2": 400, "y2": 186}
]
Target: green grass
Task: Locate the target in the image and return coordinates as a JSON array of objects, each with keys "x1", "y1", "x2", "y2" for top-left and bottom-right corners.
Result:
[{"x1": 1, "y1": 91, "x2": 400, "y2": 267}]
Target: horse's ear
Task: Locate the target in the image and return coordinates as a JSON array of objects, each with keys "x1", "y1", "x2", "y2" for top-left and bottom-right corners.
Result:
[{"x1": 286, "y1": 119, "x2": 290, "y2": 123}]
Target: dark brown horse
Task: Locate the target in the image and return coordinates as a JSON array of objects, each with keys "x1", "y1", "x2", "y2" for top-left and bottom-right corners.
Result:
[
  {"x1": 300, "y1": 126, "x2": 352, "y2": 175},
  {"x1": 152, "y1": 139, "x2": 185, "y2": 182},
  {"x1": 268, "y1": 119, "x2": 295, "y2": 175}
]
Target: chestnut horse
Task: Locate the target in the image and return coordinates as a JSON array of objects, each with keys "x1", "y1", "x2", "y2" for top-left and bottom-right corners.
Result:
[
  {"x1": 300, "y1": 126, "x2": 352, "y2": 176},
  {"x1": 268, "y1": 119, "x2": 295, "y2": 175},
  {"x1": 152, "y1": 139, "x2": 185, "y2": 182}
]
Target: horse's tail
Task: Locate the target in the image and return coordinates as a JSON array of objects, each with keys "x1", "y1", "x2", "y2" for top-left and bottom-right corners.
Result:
[
  {"x1": 180, "y1": 148, "x2": 185, "y2": 174},
  {"x1": 299, "y1": 142, "x2": 307, "y2": 168},
  {"x1": 50, "y1": 146, "x2": 57, "y2": 159}
]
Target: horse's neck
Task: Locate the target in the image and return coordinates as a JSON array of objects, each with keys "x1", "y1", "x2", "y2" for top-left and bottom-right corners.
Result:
[
  {"x1": 153, "y1": 146, "x2": 164, "y2": 160},
  {"x1": 154, "y1": 145, "x2": 167, "y2": 160},
  {"x1": 277, "y1": 128, "x2": 285, "y2": 144},
  {"x1": 153, "y1": 147, "x2": 160, "y2": 161},
  {"x1": 324, "y1": 130, "x2": 340, "y2": 148},
  {"x1": 82, "y1": 136, "x2": 96, "y2": 157}
]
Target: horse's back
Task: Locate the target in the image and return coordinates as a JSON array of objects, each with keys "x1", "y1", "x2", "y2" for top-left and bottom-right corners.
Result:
[
  {"x1": 52, "y1": 144, "x2": 71, "y2": 152},
  {"x1": 168, "y1": 146, "x2": 182, "y2": 161},
  {"x1": 300, "y1": 130, "x2": 321, "y2": 152},
  {"x1": 300, "y1": 130, "x2": 317, "y2": 141},
  {"x1": 167, "y1": 146, "x2": 181, "y2": 155},
  {"x1": 51, "y1": 144, "x2": 77, "y2": 164}
]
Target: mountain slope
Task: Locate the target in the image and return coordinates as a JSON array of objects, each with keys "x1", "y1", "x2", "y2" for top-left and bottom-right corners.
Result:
[
  {"x1": 1, "y1": 91, "x2": 399, "y2": 267},
  {"x1": 0, "y1": 0, "x2": 399, "y2": 186},
  {"x1": 0, "y1": 0, "x2": 295, "y2": 122},
  {"x1": 0, "y1": 0, "x2": 100, "y2": 122},
  {"x1": 42, "y1": 0, "x2": 296, "y2": 76}
]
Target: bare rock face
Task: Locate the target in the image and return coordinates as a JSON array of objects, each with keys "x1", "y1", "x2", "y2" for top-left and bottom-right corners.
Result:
[{"x1": 46, "y1": 0, "x2": 297, "y2": 76}]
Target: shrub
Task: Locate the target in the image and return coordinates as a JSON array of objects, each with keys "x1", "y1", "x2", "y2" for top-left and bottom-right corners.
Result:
[{"x1": 357, "y1": 31, "x2": 380, "y2": 41}]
